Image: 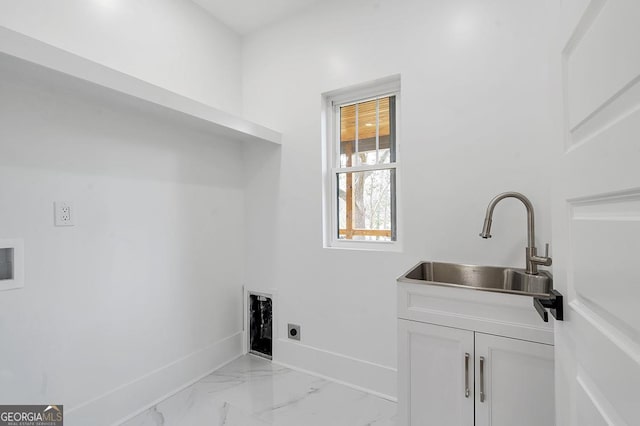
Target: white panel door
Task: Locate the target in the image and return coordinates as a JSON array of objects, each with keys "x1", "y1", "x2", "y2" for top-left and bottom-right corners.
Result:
[
  {"x1": 555, "y1": 1, "x2": 640, "y2": 425},
  {"x1": 398, "y1": 320, "x2": 474, "y2": 426},
  {"x1": 475, "y1": 333, "x2": 555, "y2": 426}
]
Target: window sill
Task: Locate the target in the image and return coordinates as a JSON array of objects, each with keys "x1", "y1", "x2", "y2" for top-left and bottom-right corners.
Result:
[{"x1": 324, "y1": 240, "x2": 403, "y2": 253}]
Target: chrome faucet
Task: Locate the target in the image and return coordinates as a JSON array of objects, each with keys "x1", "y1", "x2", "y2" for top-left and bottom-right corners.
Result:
[{"x1": 479, "y1": 191, "x2": 552, "y2": 275}]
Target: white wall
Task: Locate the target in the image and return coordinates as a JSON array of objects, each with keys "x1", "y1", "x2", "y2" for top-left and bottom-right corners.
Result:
[
  {"x1": 0, "y1": 55, "x2": 245, "y2": 424},
  {"x1": 242, "y1": 0, "x2": 560, "y2": 398},
  {"x1": 0, "y1": 0, "x2": 561, "y2": 413},
  {"x1": 0, "y1": 3, "x2": 248, "y2": 422},
  {"x1": 0, "y1": 0, "x2": 243, "y2": 114}
]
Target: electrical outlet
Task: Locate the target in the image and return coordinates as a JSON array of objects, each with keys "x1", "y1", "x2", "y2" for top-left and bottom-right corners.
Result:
[
  {"x1": 54, "y1": 201, "x2": 75, "y2": 227},
  {"x1": 288, "y1": 324, "x2": 300, "y2": 341}
]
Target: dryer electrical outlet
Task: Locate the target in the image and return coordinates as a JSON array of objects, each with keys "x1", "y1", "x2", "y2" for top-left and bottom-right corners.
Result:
[{"x1": 288, "y1": 324, "x2": 300, "y2": 341}]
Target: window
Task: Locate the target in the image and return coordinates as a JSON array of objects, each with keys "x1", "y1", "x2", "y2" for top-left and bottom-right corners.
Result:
[{"x1": 323, "y1": 77, "x2": 400, "y2": 249}]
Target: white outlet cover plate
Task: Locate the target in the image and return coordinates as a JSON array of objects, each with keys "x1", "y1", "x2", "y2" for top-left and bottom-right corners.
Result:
[{"x1": 54, "y1": 201, "x2": 75, "y2": 226}]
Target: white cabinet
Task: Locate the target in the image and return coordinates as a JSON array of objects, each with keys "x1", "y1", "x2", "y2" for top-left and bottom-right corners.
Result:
[
  {"x1": 398, "y1": 320, "x2": 474, "y2": 426},
  {"x1": 474, "y1": 333, "x2": 554, "y2": 426},
  {"x1": 397, "y1": 282, "x2": 555, "y2": 426}
]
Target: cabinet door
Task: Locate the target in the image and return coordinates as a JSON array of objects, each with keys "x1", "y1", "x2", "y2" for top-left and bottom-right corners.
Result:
[
  {"x1": 398, "y1": 320, "x2": 474, "y2": 426},
  {"x1": 475, "y1": 333, "x2": 555, "y2": 426}
]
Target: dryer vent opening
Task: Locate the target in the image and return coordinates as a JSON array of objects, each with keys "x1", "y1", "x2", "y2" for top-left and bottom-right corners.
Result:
[{"x1": 249, "y1": 293, "x2": 272, "y2": 359}]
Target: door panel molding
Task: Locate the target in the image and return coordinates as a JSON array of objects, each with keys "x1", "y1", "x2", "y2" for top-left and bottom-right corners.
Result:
[
  {"x1": 570, "y1": 189, "x2": 640, "y2": 220},
  {"x1": 561, "y1": 0, "x2": 607, "y2": 57},
  {"x1": 577, "y1": 366, "x2": 627, "y2": 426},
  {"x1": 561, "y1": 0, "x2": 608, "y2": 152},
  {"x1": 570, "y1": 302, "x2": 640, "y2": 424},
  {"x1": 570, "y1": 74, "x2": 640, "y2": 148},
  {"x1": 565, "y1": 0, "x2": 640, "y2": 129},
  {"x1": 570, "y1": 300, "x2": 640, "y2": 367},
  {"x1": 568, "y1": 190, "x2": 640, "y2": 338}
]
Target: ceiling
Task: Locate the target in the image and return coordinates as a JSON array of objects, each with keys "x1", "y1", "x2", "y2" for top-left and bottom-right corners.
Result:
[{"x1": 191, "y1": 0, "x2": 322, "y2": 35}]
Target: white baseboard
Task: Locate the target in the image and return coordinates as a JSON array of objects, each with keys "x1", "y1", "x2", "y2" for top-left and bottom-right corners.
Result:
[
  {"x1": 274, "y1": 338, "x2": 397, "y2": 401},
  {"x1": 66, "y1": 332, "x2": 243, "y2": 426}
]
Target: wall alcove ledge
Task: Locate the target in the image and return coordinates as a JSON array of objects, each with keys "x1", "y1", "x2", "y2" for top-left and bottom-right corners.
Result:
[{"x1": 0, "y1": 26, "x2": 282, "y2": 146}]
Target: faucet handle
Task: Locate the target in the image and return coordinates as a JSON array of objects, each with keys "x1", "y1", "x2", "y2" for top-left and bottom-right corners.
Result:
[
  {"x1": 540, "y1": 243, "x2": 552, "y2": 266},
  {"x1": 530, "y1": 243, "x2": 552, "y2": 268}
]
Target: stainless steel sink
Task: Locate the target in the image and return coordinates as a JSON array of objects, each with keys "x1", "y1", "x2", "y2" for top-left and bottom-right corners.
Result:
[{"x1": 398, "y1": 261, "x2": 552, "y2": 297}]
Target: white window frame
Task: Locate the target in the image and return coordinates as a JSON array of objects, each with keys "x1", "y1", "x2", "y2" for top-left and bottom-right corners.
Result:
[{"x1": 321, "y1": 75, "x2": 402, "y2": 251}]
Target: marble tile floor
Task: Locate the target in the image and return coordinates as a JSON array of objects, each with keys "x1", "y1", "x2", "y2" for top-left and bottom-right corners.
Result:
[{"x1": 121, "y1": 354, "x2": 397, "y2": 426}]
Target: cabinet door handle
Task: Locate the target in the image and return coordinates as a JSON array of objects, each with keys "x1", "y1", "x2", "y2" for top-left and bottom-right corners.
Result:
[
  {"x1": 464, "y1": 353, "x2": 470, "y2": 398},
  {"x1": 479, "y1": 356, "x2": 486, "y2": 403}
]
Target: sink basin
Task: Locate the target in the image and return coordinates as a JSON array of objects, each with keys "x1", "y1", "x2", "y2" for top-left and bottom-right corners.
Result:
[{"x1": 398, "y1": 261, "x2": 552, "y2": 297}]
